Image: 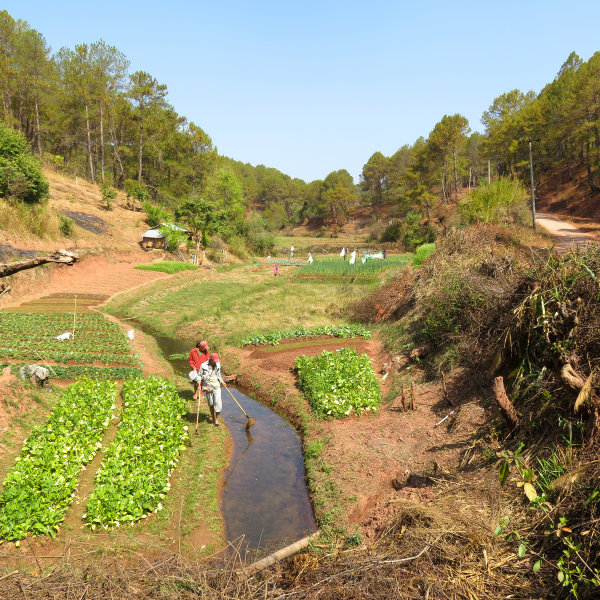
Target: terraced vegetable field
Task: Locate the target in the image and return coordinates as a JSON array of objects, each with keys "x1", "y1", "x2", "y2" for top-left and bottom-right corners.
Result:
[
  {"x1": 0, "y1": 311, "x2": 141, "y2": 378},
  {"x1": 0, "y1": 380, "x2": 117, "y2": 543},
  {"x1": 0, "y1": 376, "x2": 189, "y2": 543},
  {"x1": 85, "y1": 377, "x2": 187, "y2": 529}
]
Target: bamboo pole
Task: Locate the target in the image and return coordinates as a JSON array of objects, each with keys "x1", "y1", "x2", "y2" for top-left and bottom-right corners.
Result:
[
  {"x1": 239, "y1": 530, "x2": 321, "y2": 576},
  {"x1": 73, "y1": 295, "x2": 77, "y2": 340},
  {"x1": 401, "y1": 383, "x2": 406, "y2": 411},
  {"x1": 410, "y1": 381, "x2": 416, "y2": 410}
]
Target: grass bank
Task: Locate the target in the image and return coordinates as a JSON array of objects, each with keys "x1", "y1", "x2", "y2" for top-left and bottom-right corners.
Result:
[{"x1": 104, "y1": 266, "x2": 379, "y2": 347}]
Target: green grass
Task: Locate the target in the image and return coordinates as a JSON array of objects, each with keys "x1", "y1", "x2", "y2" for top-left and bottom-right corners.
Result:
[
  {"x1": 135, "y1": 261, "x2": 198, "y2": 274},
  {"x1": 104, "y1": 269, "x2": 376, "y2": 346},
  {"x1": 297, "y1": 256, "x2": 410, "y2": 276}
]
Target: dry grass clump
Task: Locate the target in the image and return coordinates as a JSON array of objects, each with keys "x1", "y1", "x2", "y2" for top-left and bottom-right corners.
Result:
[
  {"x1": 408, "y1": 224, "x2": 539, "y2": 358},
  {"x1": 347, "y1": 267, "x2": 415, "y2": 323},
  {"x1": 0, "y1": 199, "x2": 63, "y2": 239},
  {"x1": 1, "y1": 477, "x2": 552, "y2": 599}
]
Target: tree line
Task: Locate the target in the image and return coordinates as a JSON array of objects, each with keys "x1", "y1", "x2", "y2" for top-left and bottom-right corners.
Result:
[{"x1": 1, "y1": 8, "x2": 599, "y2": 247}]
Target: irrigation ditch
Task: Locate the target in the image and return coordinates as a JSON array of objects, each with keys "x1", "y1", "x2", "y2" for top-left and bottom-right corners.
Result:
[{"x1": 142, "y1": 326, "x2": 318, "y2": 557}]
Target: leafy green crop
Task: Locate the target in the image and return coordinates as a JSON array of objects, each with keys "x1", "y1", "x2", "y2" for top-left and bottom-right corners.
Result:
[
  {"x1": 0, "y1": 380, "x2": 117, "y2": 542},
  {"x1": 241, "y1": 324, "x2": 371, "y2": 347},
  {"x1": 135, "y1": 261, "x2": 197, "y2": 274},
  {"x1": 0, "y1": 312, "x2": 137, "y2": 362},
  {"x1": 297, "y1": 257, "x2": 409, "y2": 276},
  {"x1": 85, "y1": 377, "x2": 187, "y2": 529},
  {"x1": 295, "y1": 348, "x2": 381, "y2": 419},
  {"x1": 5, "y1": 364, "x2": 142, "y2": 380}
]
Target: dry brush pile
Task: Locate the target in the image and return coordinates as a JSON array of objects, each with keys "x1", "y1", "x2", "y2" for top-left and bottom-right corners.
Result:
[{"x1": 353, "y1": 224, "x2": 600, "y2": 597}]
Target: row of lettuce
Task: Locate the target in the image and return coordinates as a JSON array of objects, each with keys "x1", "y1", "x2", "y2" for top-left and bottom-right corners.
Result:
[
  {"x1": 0, "y1": 377, "x2": 186, "y2": 543},
  {"x1": 0, "y1": 312, "x2": 141, "y2": 370}
]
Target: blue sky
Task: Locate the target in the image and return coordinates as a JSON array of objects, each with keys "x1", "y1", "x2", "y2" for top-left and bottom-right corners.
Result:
[{"x1": 5, "y1": 1, "x2": 600, "y2": 182}]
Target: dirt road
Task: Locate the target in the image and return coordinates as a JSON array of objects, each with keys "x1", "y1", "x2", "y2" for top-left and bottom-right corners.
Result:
[{"x1": 536, "y1": 212, "x2": 599, "y2": 251}]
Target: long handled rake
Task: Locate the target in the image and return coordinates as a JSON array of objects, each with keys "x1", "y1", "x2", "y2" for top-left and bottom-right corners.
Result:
[{"x1": 222, "y1": 384, "x2": 255, "y2": 430}]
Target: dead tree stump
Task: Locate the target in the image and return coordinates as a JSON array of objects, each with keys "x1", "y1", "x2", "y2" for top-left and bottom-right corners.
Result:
[{"x1": 493, "y1": 376, "x2": 519, "y2": 428}]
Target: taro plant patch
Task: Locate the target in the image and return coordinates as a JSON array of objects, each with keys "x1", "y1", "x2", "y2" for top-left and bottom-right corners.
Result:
[
  {"x1": 295, "y1": 348, "x2": 381, "y2": 418},
  {"x1": 85, "y1": 377, "x2": 188, "y2": 529},
  {"x1": 0, "y1": 379, "x2": 117, "y2": 543}
]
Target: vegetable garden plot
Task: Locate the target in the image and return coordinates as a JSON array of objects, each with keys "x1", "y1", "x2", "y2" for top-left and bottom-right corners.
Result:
[
  {"x1": 241, "y1": 324, "x2": 371, "y2": 346},
  {"x1": 297, "y1": 257, "x2": 410, "y2": 276},
  {"x1": 85, "y1": 377, "x2": 187, "y2": 529},
  {"x1": 295, "y1": 348, "x2": 381, "y2": 418},
  {"x1": 0, "y1": 380, "x2": 117, "y2": 543},
  {"x1": 0, "y1": 312, "x2": 140, "y2": 371}
]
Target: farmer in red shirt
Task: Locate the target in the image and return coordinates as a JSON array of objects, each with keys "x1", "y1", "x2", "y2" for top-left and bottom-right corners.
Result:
[{"x1": 189, "y1": 340, "x2": 209, "y2": 401}]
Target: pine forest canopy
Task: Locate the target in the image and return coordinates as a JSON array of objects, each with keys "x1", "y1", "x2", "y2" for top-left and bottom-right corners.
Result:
[{"x1": 1, "y1": 8, "x2": 600, "y2": 238}]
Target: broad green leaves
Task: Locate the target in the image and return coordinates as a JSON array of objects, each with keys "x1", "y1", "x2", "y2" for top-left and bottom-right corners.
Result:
[
  {"x1": 295, "y1": 348, "x2": 381, "y2": 419},
  {"x1": 85, "y1": 377, "x2": 187, "y2": 529},
  {"x1": 0, "y1": 380, "x2": 117, "y2": 542},
  {"x1": 241, "y1": 324, "x2": 371, "y2": 347}
]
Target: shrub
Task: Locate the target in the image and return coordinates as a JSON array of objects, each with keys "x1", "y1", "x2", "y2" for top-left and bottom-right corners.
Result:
[
  {"x1": 249, "y1": 231, "x2": 275, "y2": 255},
  {"x1": 159, "y1": 223, "x2": 187, "y2": 251},
  {"x1": 100, "y1": 184, "x2": 117, "y2": 210},
  {"x1": 0, "y1": 122, "x2": 48, "y2": 204},
  {"x1": 380, "y1": 223, "x2": 402, "y2": 243},
  {"x1": 228, "y1": 235, "x2": 249, "y2": 259},
  {"x1": 142, "y1": 200, "x2": 169, "y2": 227},
  {"x1": 412, "y1": 243, "x2": 436, "y2": 266},
  {"x1": 458, "y1": 177, "x2": 529, "y2": 226},
  {"x1": 125, "y1": 179, "x2": 149, "y2": 210},
  {"x1": 59, "y1": 215, "x2": 75, "y2": 238}
]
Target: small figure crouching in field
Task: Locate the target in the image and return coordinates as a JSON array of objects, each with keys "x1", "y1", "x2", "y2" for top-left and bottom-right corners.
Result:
[{"x1": 201, "y1": 353, "x2": 225, "y2": 426}]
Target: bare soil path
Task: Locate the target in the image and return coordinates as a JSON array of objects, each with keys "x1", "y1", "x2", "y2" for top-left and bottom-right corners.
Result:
[{"x1": 536, "y1": 212, "x2": 599, "y2": 252}]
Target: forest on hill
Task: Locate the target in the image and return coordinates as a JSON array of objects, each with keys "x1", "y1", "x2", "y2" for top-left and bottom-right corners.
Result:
[{"x1": 2, "y1": 8, "x2": 600, "y2": 249}]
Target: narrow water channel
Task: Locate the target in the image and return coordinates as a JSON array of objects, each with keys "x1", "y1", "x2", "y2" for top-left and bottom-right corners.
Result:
[{"x1": 147, "y1": 332, "x2": 317, "y2": 553}]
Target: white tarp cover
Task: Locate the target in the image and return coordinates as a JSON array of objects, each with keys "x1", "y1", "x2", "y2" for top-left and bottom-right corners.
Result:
[{"x1": 142, "y1": 229, "x2": 165, "y2": 239}]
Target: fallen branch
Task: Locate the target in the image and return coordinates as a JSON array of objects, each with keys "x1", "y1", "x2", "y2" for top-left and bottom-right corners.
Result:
[
  {"x1": 240, "y1": 530, "x2": 321, "y2": 576},
  {"x1": 493, "y1": 376, "x2": 520, "y2": 428},
  {"x1": 0, "y1": 249, "x2": 78, "y2": 278},
  {"x1": 278, "y1": 543, "x2": 432, "y2": 598}
]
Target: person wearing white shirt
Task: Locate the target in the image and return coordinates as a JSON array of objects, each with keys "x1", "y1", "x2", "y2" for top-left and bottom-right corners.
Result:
[{"x1": 200, "y1": 353, "x2": 225, "y2": 426}]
